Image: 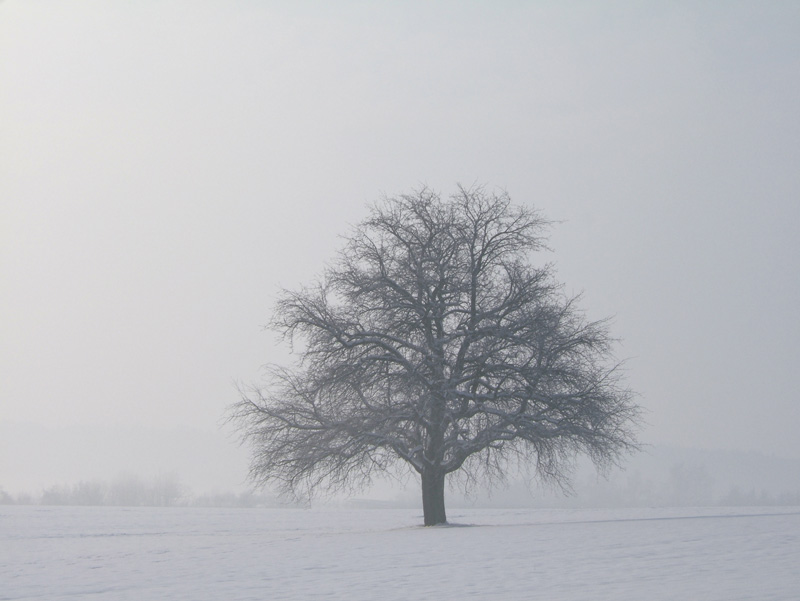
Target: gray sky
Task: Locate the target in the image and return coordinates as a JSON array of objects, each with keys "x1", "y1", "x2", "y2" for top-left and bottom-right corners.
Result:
[{"x1": 2, "y1": 1, "x2": 799, "y2": 492}]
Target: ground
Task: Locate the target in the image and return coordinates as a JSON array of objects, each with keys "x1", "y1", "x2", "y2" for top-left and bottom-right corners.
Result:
[{"x1": 2, "y1": 506, "x2": 798, "y2": 600}]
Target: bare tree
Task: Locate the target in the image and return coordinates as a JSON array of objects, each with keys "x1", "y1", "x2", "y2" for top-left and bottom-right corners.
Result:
[{"x1": 230, "y1": 186, "x2": 640, "y2": 525}]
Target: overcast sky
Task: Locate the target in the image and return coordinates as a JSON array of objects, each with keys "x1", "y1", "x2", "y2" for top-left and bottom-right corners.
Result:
[{"x1": 2, "y1": 1, "x2": 799, "y2": 492}]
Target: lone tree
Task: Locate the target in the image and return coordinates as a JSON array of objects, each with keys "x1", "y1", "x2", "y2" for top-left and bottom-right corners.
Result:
[{"x1": 231, "y1": 186, "x2": 639, "y2": 525}]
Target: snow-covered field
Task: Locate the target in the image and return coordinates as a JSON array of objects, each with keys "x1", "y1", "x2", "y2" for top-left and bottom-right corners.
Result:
[{"x1": 2, "y1": 505, "x2": 798, "y2": 600}]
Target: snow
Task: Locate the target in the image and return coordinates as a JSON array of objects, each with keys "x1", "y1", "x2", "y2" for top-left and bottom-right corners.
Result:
[{"x1": 2, "y1": 506, "x2": 798, "y2": 600}]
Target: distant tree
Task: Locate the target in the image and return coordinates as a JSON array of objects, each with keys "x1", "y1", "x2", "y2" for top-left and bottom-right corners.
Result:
[
  {"x1": 108, "y1": 473, "x2": 147, "y2": 506},
  {"x1": 71, "y1": 480, "x2": 109, "y2": 506},
  {"x1": 149, "y1": 473, "x2": 185, "y2": 507},
  {"x1": 231, "y1": 186, "x2": 640, "y2": 525}
]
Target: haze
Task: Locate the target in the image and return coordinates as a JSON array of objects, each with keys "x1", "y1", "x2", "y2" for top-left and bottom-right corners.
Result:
[{"x1": 2, "y1": 1, "x2": 799, "y2": 496}]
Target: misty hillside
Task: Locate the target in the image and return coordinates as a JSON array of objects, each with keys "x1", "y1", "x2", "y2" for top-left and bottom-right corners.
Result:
[{"x1": 446, "y1": 445, "x2": 800, "y2": 508}]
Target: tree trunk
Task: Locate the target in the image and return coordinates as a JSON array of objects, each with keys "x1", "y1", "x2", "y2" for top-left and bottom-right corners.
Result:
[{"x1": 421, "y1": 469, "x2": 447, "y2": 526}]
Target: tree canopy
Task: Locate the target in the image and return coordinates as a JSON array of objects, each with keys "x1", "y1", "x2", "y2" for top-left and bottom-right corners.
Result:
[{"x1": 231, "y1": 186, "x2": 639, "y2": 525}]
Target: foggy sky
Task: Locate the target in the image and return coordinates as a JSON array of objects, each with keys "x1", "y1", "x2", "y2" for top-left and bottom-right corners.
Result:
[{"x1": 2, "y1": 1, "x2": 799, "y2": 492}]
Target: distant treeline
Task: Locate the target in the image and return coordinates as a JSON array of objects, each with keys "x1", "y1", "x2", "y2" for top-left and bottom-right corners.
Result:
[
  {"x1": 0, "y1": 474, "x2": 283, "y2": 508},
  {"x1": 3, "y1": 480, "x2": 800, "y2": 509},
  {"x1": 3, "y1": 455, "x2": 800, "y2": 508}
]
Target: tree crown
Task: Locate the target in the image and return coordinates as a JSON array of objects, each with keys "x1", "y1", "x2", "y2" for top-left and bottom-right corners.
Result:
[{"x1": 231, "y1": 186, "x2": 639, "y2": 502}]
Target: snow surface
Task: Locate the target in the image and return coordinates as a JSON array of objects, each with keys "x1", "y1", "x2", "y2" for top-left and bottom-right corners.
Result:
[{"x1": 2, "y1": 506, "x2": 798, "y2": 600}]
